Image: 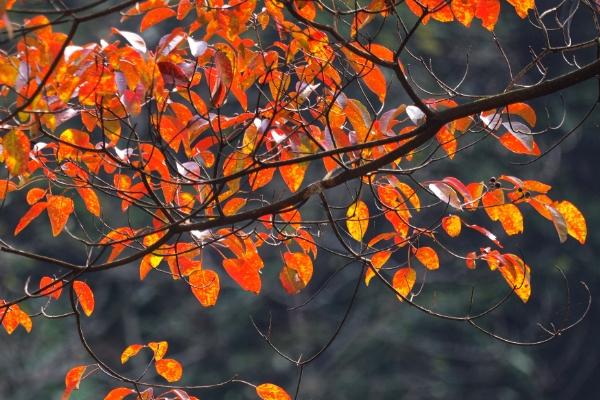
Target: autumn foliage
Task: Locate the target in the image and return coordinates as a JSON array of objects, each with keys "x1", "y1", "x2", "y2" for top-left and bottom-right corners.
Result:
[{"x1": 0, "y1": 0, "x2": 596, "y2": 398}]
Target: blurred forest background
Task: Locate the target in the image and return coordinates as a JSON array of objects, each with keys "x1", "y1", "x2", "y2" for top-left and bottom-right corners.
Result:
[{"x1": 0, "y1": 1, "x2": 598, "y2": 399}]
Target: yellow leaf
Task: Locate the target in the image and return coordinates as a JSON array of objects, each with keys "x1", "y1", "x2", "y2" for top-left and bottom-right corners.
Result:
[
  {"x1": 3, "y1": 129, "x2": 30, "y2": 176},
  {"x1": 441, "y1": 215, "x2": 461, "y2": 237},
  {"x1": 121, "y1": 344, "x2": 145, "y2": 364},
  {"x1": 498, "y1": 203, "x2": 524, "y2": 236},
  {"x1": 499, "y1": 254, "x2": 531, "y2": 303},
  {"x1": 148, "y1": 341, "x2": 168, "y2": 361},
  {"x1": 346, "y1": 200, "x2": 369, "y2": 241},
  {"x1": 392, "y1": 267, "x2": 416, "y2": 301},
  {"x1": 554, "y1": 200, "x2": 587, "y2": 244}
]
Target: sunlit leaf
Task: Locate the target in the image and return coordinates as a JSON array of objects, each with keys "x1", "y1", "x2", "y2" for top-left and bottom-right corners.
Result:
[
  {"x1": 14, "y1": 202, "x2": 48, "y2": 235},
  {"x1": 47, "y1": 195, "x2": 74, "y2": 237},
  {"x1": 113, "y1": 29, "x2": 147, "y2": 53},
  {"x1": 414, "y1": 247, "x2": 439, "y2": 270},
  {"x1": 498, "y1": 204, "x2": 524, "y2": 236},
  {"x1": 428, "y1": 182, "x2": 462, "y2": 210},
  {"x1": 223, "y1": 255, "x2": 263, "y2": 294},
  {"x1": 365, "y1": 250, "x2": 392, "y2": 286},
  {"x1": 346, "y1": 200, "x2": 369, "y2": 242},
  {"x1": 77, "y1": 187, "x2": 101, "y2": 217},
  {"x1": 3, "y1": 129, "x2": 30, "y2": 176},
  {"x1": 392, "y1": 267, "x2": 416, "y2": 301},
  {"x1": 121, "y1": 344, "x2": 145, "y2": 364},
  {"x1": 73, "y1": 280, "x2": 95, "y2": 317},
  {"x1": 441, "y1": 215, "x2": 461, "y2": 237},
  {"x1": 39, "y1": 276, "x2": 62, "y2": 300},
  {"x1": 256, "y1": 383, "x2": 292, "y2": 400},
  {"x1": 26, "y1": 187, "x2": 46, "y2": 205},
  {"x1": 140, "y1": 7, "x2": 176, "y2": 32},
  {"x1": 499, "y1": 254, "x2": 531, "y2": 303},
  {"x1": 189, "y1": 269, "x2": 220, "y2": 307},
  {"x1": 104, "y1": 387, "x2": 136, "y2": 400},
  {"x1": 155, "y1": 358, "x2": 183, "y2": 382},
  {"x1": 148, "y1": 341, "x2": 169, "y2": 361},
  {"x1": 279, "y1": 252, "x2": 313, "y2": 294},
  {"x1": 222, "y1": 197, "x2": 246, "y2": 216},
  {"x1": 62, "y1": 365, "x2": 87, "y2": 400},
  {"x1": 554, "y1": 200, "x2": 587, "y2": 244}
]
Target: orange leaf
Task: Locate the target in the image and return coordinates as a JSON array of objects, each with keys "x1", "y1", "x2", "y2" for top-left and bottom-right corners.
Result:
[
  {"x1": 279, "y1": 252, "x2": 313, "y2": 294},
  {"x1": 223, "y1": 256, "x2": 262, "y2": 294},
  {"x1": 279, "y1": 149, "x2": 307, "y2": 192},
  {"x1": 189, "y1": 269, "x2": 220, "y2": 307},
  {"x1": 474, "y1": 0, "x2": 500, "y2": 30},
  {"x1": 104, "y1": 387, "x2": 136, "y2": 400},
  {"x1": 39, "y1": 276, "x2": 62, "y2": 300},
  {"x1": 506, "y1": 0, "x2": 535, "y2": 18},
  {"x1": 498, "y1": 204, "x2": 524, "y2": 235},
  {"x1": 47, "y1": 195, "x2": 74, "y2": 236},
  {"x1": 498, "y1": 132, "x2": 540, "y2": 156},
  {"x1": 155, "y1": 358, "x2": 183, "y2": 382},
  {"x1": 14, "y1": 201, "x2": 48, "y2": 235},
  {"x1": 392, "y1": 267, "x2": 416, "y2": 301},
  {"x1": 148, "y1": 341, "x2": 169, "y2": 361},
  {"x1": 346, "y1": 200, "x2": 369, "y2": 241},
  {"x1": 256, "y1": 383, "x2": 292, "y2": 400},
  {"x1": 73, "y1": 280, "x2": 95, "y2": 317},
  {"x1": 3, "y1": 129, "x2": 30, "y2": 176},
  {"x1": 222, "y1": 197, "x2": 246, "y2": 216},
  {"x1": 366, "y1": 250, "x2": 391, "y2": 286},
  {"x1": 1, "y1": 302, "x2": 32, "y2": 334},
  {"x1": 0, "y1": 180, "x2": 17, "y2": 200},
  {"x1": 441, "y1": 215, "x2": 461, "y2": 237},
  {"x1": 413, "y1": 247, "x2": 439, "y2": 270},
  {"x1": 77, "y1": 187, "x2": 101, "y2": 216},
  {"x1": 140, "y1": 7, "x2": 176, "y2": 32},
  {"x1": 499, "y1": 254, "x2": 531, "y2": 303},
  {"x1": 482, "y1": 188, "x2": 504, "y2": 221},
  {"x1": 26, "y1": 187, "x2": 46, "y2": 205},
  {"x1": 121, "y1": 344, "x2": 145, "y2": 364},
  {"x1": 62, "y1": 365, "x2": 86, "y2": 400},
  {"x1": 344, "y1": 99, "x2": 372, "y2": 143},
  {"x1": 554, "y1": 200, "x2": 587, "y2": 244},
  {"x1": 505, "y1": 102, "x2": 536, "y2": 126}
]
